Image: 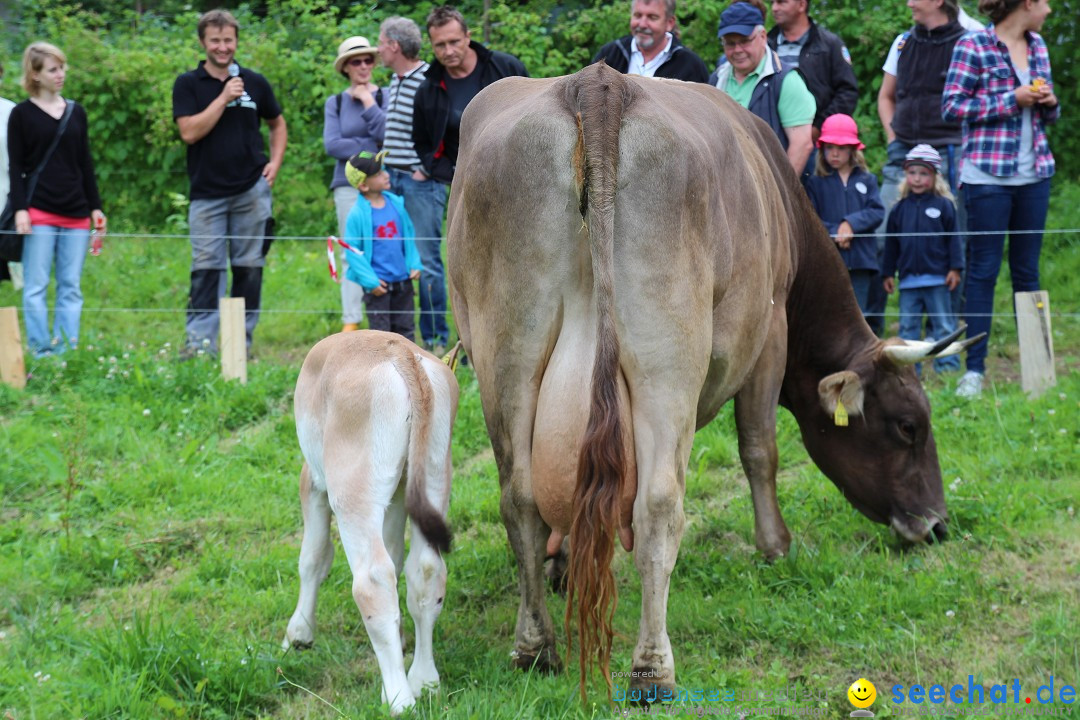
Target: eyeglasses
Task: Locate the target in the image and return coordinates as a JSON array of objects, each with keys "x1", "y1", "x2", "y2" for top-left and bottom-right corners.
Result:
[
  {"x1": 722, "y1": 33, "x2": 760, "y2": 50},
  {"x1": 348, "y1": 55, "x2": 376, "y2": 67}
]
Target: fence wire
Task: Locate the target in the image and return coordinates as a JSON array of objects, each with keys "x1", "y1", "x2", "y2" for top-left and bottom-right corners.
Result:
[{"x1": 2, "y1": 228, "x2": 1078, "y2": 321}]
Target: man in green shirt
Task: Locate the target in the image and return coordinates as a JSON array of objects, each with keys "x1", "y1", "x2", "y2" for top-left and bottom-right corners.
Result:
[{"x1": 710, "y1": 2, "x2": 815, "y2": 176}]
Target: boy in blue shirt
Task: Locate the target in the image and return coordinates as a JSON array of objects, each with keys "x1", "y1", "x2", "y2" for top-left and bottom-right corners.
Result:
[{"x1": 344, "y1": 150, "x2": 423, "y2": 340}]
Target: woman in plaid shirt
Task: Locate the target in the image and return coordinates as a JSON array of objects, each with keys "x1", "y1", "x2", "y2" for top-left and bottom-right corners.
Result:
[{"x1": 942, "y1": 0, "x2": 1059, "y2": 398}]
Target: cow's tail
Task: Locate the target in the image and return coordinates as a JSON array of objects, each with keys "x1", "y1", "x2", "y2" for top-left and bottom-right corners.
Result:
[
  {"x1": 563, "y1": 64, "x2": 633, "y2": 701},
  {"x1": 394, "y1": 345, "x2": 452, "y2": 554}
]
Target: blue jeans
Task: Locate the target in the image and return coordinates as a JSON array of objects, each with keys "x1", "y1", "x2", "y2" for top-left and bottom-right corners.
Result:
[
  {"x1": 899, "y1": 284, "x2": 960, "y2": 374},
  {"x1": 388, "y1": 168, "x2": 448, "y2": 345},
  {"x1": 186, "y1": 177, "x2": 272, "y2": 350},
  {"x1": 22, "y1": 225, "x2": 90, "y2": 356},
  {"x1": 962, "y1": 179, "x2": 1050, "y2": 374},
  {"x1": 332, "y1": 185, "x2": 365, "y2": 325},
  {"x1": 849, "y1": 269, "x2": 874, "y2": 317}
]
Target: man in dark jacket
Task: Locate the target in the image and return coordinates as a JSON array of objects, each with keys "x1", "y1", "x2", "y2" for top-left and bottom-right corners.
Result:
[
  {"x1": 593, "y1": 0, "x2": 709, "y2": 83},
  {"x1": 411, "y1": 5, "x2": 527, "y2": 185},
  {"x1": 766, "y1": 0, "x2": 857, "y2": 137}
]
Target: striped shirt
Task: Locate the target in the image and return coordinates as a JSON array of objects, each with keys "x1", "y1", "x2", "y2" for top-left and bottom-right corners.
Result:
[
  {"x1": 383, "y1": 61, "x2": 428, "y2": 173},
  {"x1": 942, "y1": 27, "x2": 1058, "y2": 179}
]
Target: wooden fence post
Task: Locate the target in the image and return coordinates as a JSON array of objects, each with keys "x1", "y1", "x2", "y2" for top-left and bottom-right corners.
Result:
[
  {"x1": 219, "y1": 297, "x2": 247, "y2": 384},
  {"x1": 1015, "y1": 290, "x2": 1055, "y2": 398},
  {"x1": 0, "y1": 306, "x2": 27, "y2": 390}
]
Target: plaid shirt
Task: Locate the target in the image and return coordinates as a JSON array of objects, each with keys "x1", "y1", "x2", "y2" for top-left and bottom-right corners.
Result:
[{"x1": 942, "y1": 27, "x2": 1059, "y2": 179}]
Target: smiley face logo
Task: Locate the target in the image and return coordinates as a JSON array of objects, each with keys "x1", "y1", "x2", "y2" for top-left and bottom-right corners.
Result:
[{"x1": 848, "y1": 678, "x2": 877, "y2": 709}]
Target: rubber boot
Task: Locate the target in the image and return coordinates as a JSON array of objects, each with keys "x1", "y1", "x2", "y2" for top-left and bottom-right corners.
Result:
[
  {"x1": 186, "y1": 268, "x2": 225, "y2": 352},
  {"x1": 231, "y1": 266, "x2": 263, "y2": 348}
]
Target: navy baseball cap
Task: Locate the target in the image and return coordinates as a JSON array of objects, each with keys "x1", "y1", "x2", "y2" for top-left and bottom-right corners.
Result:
[{"x1": 717, "y1": 2, "x2": 765, "y2": 38}]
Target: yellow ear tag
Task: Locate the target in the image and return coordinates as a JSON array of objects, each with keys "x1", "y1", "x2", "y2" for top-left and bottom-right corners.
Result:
[{"x1": 834, "y1": 399, "x2": 849, "y2": 427}]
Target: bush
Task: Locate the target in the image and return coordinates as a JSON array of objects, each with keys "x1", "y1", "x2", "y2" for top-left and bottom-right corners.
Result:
[{"x1": 2, "y1": 0, "x2": 1076, "y2": 236}]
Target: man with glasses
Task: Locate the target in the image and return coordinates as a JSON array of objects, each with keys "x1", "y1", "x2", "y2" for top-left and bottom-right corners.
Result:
[
  {"x1": 710, "y1": 2, "x2": 815, "y2": 176},
  {"x1": 593, "y1": 0, "x2": 709, "y2": 83}
]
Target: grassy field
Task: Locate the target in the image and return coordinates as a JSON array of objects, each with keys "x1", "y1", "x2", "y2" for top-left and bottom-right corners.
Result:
[{"x1": 1, "y1": 184, "x2": 1078, "y2": 719}]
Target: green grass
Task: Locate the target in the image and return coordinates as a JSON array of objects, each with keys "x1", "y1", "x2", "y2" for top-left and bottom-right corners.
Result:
[{"x1": 1, "y1": 185, "x2": 1078, "y2": 719}]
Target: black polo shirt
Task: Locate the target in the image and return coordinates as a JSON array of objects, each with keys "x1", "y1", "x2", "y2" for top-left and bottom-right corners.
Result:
[{"x1": 172, "y1": 61, "x2": 282, "y2": 200}]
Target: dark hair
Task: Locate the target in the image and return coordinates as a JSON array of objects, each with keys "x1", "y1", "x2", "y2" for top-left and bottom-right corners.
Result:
[
  {"x1": 197, "y1": 9, "x2": 239, "y2": 41},
  {"x1": 426, "y1": 6, "x2": 468, "y2": 33},
  {"x1": 977, "y1": 0, "x2": 1021, "y2": 23},
  {"x1": 940, "y1": 0, "x2": 960, "y2": 22},
  {"x1": 380, "y1": 16, "x2": 423, "y2": 59}
]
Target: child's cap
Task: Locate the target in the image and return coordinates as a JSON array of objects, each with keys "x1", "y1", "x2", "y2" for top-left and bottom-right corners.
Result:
[
  {"x1": 903, "y1": 144, "x2": 942, "y2": 172},
  {"x1": 816, "y1": 114, "x2": 864, "y2": 150},
  {"x1": 346, "y1": 149, "x2": 388, "y2": 188}
]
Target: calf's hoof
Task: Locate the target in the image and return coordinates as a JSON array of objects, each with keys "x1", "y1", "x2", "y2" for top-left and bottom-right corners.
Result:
[
  {"x1": 511, "y1": 645, "x2": 563, "y2": 674},
  {"x1": 283, "y1": 616, "x2": 315, "y2": 650}
]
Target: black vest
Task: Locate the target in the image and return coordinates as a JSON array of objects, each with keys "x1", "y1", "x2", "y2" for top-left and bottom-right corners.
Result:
[
  {"x1": 749, "y1": 63, "x2": 798, "y2": 151},
  {"x1": 893, "y1": 21, "x2": 965, "y2": 146}
]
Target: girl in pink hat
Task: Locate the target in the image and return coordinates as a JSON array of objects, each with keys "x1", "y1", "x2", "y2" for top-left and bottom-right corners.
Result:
[{"x1": 805, "y1": 113, "x2": 885, "y2": 317}]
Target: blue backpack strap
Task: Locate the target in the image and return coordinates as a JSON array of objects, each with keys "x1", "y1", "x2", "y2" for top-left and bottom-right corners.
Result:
[{"x1": 896, "y1": 29, "x2": 912, "y2": 55}]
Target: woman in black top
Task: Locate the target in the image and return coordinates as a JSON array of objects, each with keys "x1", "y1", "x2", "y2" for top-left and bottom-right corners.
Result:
[{"x1": 8, "y1": 42, "x2": 105, "y2": 357}]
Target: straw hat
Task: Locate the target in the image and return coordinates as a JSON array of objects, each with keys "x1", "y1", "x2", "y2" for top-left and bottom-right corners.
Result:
[{"x1": 334, "y1": 36, "x2": 378, "y2": 74}]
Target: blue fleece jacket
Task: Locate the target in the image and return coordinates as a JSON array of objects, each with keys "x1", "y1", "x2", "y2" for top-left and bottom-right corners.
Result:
[
  {"x1": 881, "y1": 192, "x2": 963, "y2": 280},
  {"x1": 805, "y1": 167, "x2": 885, "y2": 272},
  {"x1": 344, "y1": 191, "x2": 423, "y2": 291}
]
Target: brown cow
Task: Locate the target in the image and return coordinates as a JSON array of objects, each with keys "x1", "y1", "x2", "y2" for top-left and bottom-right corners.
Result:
[{"x1": 446, "y1": 63, "x2": 979, "y2": 699}]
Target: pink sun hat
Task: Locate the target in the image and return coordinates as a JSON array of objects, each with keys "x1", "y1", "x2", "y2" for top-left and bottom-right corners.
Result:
[{"x1": 816, "y1": 114, "x2": 865, "y2": 150}]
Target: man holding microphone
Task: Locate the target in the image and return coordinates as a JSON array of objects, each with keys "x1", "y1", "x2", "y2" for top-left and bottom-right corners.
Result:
[{"x1": 172, "y1": 9, "x2": 286, "y2": 357}]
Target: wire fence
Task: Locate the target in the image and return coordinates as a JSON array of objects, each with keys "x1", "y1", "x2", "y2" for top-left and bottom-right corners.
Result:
[{"x1": 2, "y1": 228, "x2": 1078, "y2": 322}]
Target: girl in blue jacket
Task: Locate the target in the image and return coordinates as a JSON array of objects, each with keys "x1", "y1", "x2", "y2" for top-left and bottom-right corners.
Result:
[
  {"x1": 805, "y1": 114, "x2": 885, "y2": 317},
  {"x1": 881, "y1": 144, "x2": 963, "y2": 374}
]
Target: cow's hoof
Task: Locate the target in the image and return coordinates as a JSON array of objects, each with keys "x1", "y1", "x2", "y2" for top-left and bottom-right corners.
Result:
[
  {"x1": 511, "y1": 646, "x2": 563, "y2": 674},
  {"x1": 628, "y1": 675, "x2": 676, "y2": 706}
]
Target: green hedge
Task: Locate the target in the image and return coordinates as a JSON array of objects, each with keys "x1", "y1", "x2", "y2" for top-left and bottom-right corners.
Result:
[{"x1": 2, "y1": 0, "x2": 1075, "y2": 234}]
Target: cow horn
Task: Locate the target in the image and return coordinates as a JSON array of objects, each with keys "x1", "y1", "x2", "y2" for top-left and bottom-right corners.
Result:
[{"x1": 882, "y1": 324, "x2": 987, "y2": 366}]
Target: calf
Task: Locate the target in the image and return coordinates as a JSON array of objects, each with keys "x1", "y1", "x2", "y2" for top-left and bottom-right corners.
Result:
[{"x1": 283, "y1": 330, "x2": 458, "y2": 715}]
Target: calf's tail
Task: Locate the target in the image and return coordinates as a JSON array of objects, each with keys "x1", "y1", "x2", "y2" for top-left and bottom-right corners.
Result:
[
  {"x1": 394, "y1": 345, "x2": 452, "y2": 554},
  {"x1": 563, "y1": 63, "x2": 634, "y2": 701}
]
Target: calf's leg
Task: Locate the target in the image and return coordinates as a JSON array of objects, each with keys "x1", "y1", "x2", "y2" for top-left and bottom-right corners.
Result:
[
  {"x1": 284, "y1": 463, "x2": 334, "y2": 649},
  {"x1": 338, "y1": 503, "x2": 415, "y2": 715},
  {"x1": 405, "y1": 525, "x2": 446, "y2": 696}
]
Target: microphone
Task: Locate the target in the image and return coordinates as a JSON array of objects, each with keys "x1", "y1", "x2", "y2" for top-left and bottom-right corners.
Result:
[{"x1": 227, "y1": 62, "x2": 251, "y2": 103}]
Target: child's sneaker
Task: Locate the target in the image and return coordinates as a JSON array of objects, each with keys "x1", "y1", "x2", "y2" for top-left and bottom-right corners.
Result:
[{"x1": 955, "y1": 371, "x2": 984, "y2": 398}]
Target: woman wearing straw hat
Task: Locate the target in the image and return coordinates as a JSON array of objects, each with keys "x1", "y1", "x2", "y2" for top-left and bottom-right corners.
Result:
[{"x1": 324, "y1": 36, "x2": 387, "y2": 333}]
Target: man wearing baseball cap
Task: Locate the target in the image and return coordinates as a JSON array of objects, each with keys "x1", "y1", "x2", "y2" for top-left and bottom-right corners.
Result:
[
  {"x1": 343, "y1": 150, "x2": 423, "y2": 341},
  {"x1": 709, "y1": 2, "x2": 816, "y2": 176}
]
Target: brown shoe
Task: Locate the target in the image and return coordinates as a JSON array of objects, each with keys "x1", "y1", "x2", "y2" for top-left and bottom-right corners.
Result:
[{"x1": 341, "y1": 323, "x2": 360, "y2": 333}]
